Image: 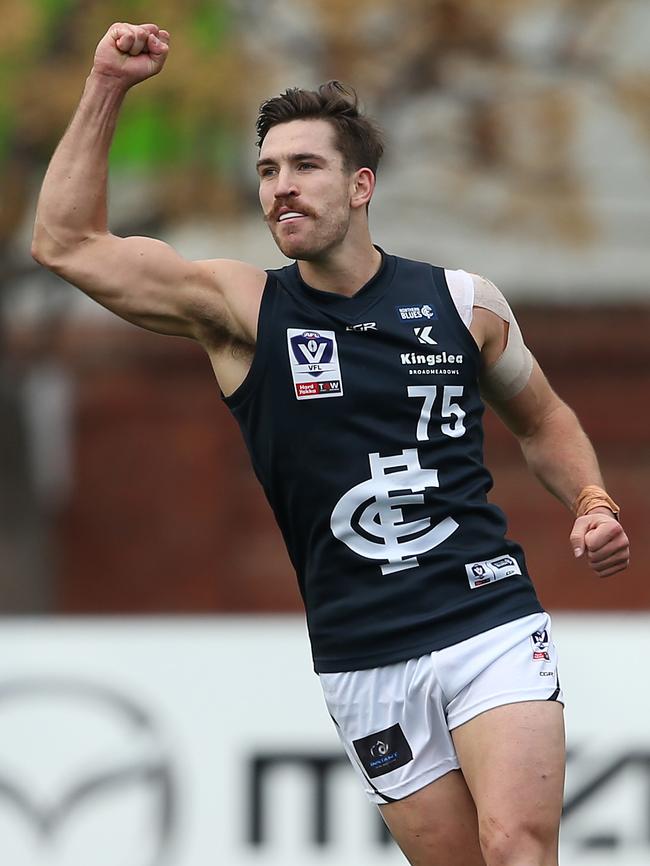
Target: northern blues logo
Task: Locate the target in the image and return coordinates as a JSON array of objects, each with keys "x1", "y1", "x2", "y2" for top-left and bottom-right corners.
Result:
[
  {"x1": 396, "y1": 304, "x2": 437, "y2": 321},
  {"x1": 287, "y1": 328, "x2": 344, "y2": 400}
]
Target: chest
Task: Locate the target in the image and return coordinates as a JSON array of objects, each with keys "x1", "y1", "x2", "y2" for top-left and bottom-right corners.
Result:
[{"x1": 266, "y1": 293, "x2": 482, "y2": 452}]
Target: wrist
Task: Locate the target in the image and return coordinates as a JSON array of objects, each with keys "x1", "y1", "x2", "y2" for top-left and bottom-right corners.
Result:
[
  {"x1": 87, "y1": 68, "x2": 132, "y2": 98},
  {"x1": 585, "y1": 506, "x2": 619, "y2": 520},
  {"x1": 574, "y1": 485, "x2": 620, "y2": 521}
]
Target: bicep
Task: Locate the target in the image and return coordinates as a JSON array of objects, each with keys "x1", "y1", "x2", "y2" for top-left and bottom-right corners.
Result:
[
  {"x1": 484, "y1": 358, "x2": 564, "y2": 439},
  {"x1": 466, "y1": 273, "x2": 564, "y2": 437},
  {"x1": 469, "y1": 274, "x2": 535, "y2": 407}
]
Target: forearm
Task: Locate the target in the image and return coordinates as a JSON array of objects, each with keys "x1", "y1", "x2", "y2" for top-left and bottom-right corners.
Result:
[
  {"x1": 485, "y1": 317, "x2": 628, "y2": 574},
  {"x1": 32, "y1": 73, "x2": 127, "y2": 261},
  {"x1": 518, "y1": 401, "x2": 605, "y2": 513}
]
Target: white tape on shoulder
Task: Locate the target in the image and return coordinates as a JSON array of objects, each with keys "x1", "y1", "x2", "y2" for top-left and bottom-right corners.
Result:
[
  {"x1": 471, "y1": 274, "x2": 534, "y2": 401},
  {"x1": 445, "y1": 268, "x2": 475, "y2": 328},
  {"x1": 472, "y1": 274, "x2": 510, "y2": 321}
]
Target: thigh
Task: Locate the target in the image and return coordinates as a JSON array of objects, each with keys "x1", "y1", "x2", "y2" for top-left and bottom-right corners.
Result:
[
  {"x1": 379, "y1": 769, "x2": 485, "y2": 866},
  {"x1": 452, "y1": 700, "x2": 565, "y2": 864}
]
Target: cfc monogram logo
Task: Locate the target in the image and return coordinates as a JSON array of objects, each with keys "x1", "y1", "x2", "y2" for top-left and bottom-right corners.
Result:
[{"x1": 330, "y1": 449, "x2": 459, "y2": 574}]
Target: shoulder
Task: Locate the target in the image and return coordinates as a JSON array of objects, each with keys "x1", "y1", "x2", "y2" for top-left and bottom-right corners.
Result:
[
  {"x1": 189, "y1": 258, "x2": 268, "y2": 346},
  {"x1": 194, "y1": 257, "x2": 268, "y2": 290},
  {"x1": 468, "y1": 272, "x2": 511, "y2": 321},
  {"x1": 192, "y1": 258, "x2": 269, "y2": 312},
  {"x1": 460, "y1": 271, "x2": 512, "y2": 358}
]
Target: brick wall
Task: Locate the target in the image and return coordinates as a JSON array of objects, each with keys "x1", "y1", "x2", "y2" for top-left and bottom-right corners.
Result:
[{"x1": 55, "y1": 306, "x2": 649, "y2": 613}]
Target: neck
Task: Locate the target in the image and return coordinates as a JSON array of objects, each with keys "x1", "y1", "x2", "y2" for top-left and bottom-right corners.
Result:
[{"x1": 296, "y1": 233, "x2": 382, "y2": 297}]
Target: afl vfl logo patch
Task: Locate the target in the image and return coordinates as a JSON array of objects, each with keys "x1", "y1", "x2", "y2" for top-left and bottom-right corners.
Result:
[
  {"x1": 465, "y1": 553, "x2": 522, "y2": 588},
  {"x1": 287, "y1": 328, "x2": 344, "y2": 400}
]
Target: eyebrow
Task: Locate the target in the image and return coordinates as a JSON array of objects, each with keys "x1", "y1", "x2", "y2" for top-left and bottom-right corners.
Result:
[{"x1": 256, "y1": 152, "x2": 327, "y2": 171}]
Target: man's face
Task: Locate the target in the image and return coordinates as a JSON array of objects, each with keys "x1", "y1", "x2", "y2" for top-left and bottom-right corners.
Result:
[{"x1": 257, "y1": 119, "x2": 354, "y2": 261}]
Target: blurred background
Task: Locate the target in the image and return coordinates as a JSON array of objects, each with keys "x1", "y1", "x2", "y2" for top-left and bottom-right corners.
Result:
[{"x1": 0, "y1": 1, "x2": 648, "y2": 865}]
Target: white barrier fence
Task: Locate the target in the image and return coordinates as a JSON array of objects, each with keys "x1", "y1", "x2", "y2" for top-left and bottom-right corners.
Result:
[{"x1": 0, "y1": 615, "x2": 648, "y2": 866}]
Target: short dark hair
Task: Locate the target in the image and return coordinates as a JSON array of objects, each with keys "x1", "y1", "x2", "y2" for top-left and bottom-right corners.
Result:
[{"x1": 256, "y1": 81, "x2": 384, "y2": 175}]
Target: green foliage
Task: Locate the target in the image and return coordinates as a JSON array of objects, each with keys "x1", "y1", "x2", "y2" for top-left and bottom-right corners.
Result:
[
  {"x1": 2, "y1": 0, "x2": 240, "y2": 175},
  {"x1": 39, "y1": 0, "x2": 76, "y2": 26},
  {"x1": 108, "y1": 0, "x2": 235, "y2": 172},
  {"x1": 191, "y1": 0, "x2": 230, "y2": 50},
  {"x1": 109, "y1": 102, "x2": 173, "y2": 168}
]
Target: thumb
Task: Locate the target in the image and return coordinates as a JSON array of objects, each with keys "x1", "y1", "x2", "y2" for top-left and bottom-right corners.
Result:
[
  {"x1": 147, "y1": 33, "x2": 169, "y2": 55},
  {"x1": 147, "y1": 32, "x2": 169, "y2": 62},
  {"x1": 569, "y1": 517, "x2": 588, "y2": 558}
]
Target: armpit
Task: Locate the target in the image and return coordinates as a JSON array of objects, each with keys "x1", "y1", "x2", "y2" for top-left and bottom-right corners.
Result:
[
  {"x1": 191, "y1": 301, "x2": 239, "y2": 349},
  {"x1": 230, "y1": 336, "x2": 255, "y2": 365}
]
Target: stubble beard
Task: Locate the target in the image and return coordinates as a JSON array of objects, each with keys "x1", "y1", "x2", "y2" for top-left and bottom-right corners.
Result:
[{"x1": 269, "y1": 209, "x2": 351, "y2": 262}]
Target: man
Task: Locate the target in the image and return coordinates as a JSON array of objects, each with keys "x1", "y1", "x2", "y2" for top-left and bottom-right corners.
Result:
[{"x1": 32, "y1": 22, "x2": 629, "y2": 866}]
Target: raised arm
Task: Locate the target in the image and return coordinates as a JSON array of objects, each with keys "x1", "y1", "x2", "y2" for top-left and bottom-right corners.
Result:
[
  {"x1": 469, "y1": 276, "x2": 629, "y2": 578},
  {"x1": 31, "y1": 22, "x2": 265, "y2": 344}
]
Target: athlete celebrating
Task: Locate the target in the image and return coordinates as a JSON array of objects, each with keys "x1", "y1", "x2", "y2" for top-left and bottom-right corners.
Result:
[{"x1": 32, "y1": 22, "x2": 630, "y2": 866}]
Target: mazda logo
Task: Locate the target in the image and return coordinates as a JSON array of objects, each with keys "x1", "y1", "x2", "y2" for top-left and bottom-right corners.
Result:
[{"x1": 0, "y1": 677, "x2": 177, "y2": 866}]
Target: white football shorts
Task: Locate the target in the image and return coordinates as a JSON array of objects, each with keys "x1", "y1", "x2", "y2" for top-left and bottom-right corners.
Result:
[{"x1": 319, "y1": 611, "x2": 563, "y2": 804}]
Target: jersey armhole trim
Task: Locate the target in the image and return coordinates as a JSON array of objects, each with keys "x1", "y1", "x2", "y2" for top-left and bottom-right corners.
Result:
[
  {"x1": 444, "y1": 268, "x2": 475, "y2": 327},
  {"x1": 221, "y1": 272, "x2": 276, "y2": 409},
  {"x1": 436, "y1": 267, "x2": 480, "y2": 359}
]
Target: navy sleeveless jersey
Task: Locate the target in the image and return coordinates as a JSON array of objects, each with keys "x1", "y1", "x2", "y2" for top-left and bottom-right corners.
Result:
[{"x1": 223, "y1": 251, "x2": 543, "y2": 672}]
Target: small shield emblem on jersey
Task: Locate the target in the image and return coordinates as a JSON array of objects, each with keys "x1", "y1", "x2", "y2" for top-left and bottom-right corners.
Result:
[
  {"x1": 287, "y1": 328, "x2": 344, "y2": 400},
  {"x1": 531, "y1": 629, "x2": 550, "y2": 661}
]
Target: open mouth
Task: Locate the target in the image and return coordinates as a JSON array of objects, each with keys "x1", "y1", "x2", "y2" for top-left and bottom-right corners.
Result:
[{"x1": 278, "y1": 211, "x2": 308, "y2": 223}]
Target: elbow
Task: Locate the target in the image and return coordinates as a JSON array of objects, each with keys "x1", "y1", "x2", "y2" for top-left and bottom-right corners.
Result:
[
  {"x1": 31, "y1": 224, "x2": 98, "y2": 272},
  {"x1": 31, "y1": 239, "x2": 51, "y2": 267},
  {"x1": 31, "y1": 224, "x2": 62, "y2": 269},
  {"x1": 518, "y1": 398, "x2": 573, "y2": 447}
]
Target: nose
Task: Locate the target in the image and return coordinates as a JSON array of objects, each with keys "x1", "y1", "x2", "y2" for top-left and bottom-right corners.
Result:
[{"x1": 274, "y1": 167, "x2": 299, "y2": 200}]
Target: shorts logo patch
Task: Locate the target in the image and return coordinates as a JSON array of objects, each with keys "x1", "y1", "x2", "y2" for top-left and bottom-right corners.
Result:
[
  {"x1": 396, "y1": 304, "x2": 437, "y2": 322},
  {"x1": 287, "y1": 328, "x2": 343, "y2": 400},
  {"x1": 465, "y1": 554, "x2": 522, "y2": 588},
  {"x1": 353, "y1": 723, "x2": 413, "y2": 779},
  {"x1": 531, "y1": 629, "x2": 550, "y2": 661}
]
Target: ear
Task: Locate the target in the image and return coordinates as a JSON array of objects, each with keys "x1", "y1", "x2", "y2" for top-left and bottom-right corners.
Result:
[{"x1": 350, "y1": 167, "x2": 376, "y2": 210}]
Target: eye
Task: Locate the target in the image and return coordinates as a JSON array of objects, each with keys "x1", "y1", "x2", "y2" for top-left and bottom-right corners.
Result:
[
  {"x1": 298, "y1": 162, "x2": 317, "y2": 170},
  {"x1": 259, "y1": 167, "x2": 277, "y2": 178}
]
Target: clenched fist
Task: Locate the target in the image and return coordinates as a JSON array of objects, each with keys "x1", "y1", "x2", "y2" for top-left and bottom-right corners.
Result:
[
  {"x1": 93, "y1": 22, "x2": 170, "y2": 88},
  {"x1": 570, "y1": 509, "x2": 630, "y2": 578}
]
